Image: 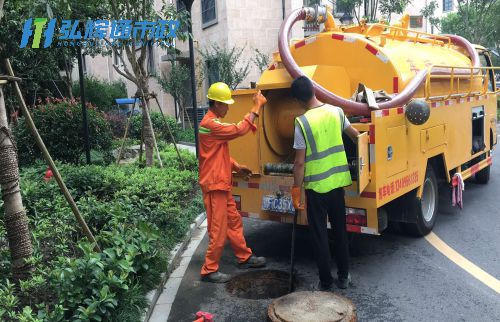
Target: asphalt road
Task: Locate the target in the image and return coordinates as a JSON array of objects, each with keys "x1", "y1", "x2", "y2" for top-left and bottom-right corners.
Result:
[{"x1": 168, "y1": 156, "x2": 500, "y2": 322}]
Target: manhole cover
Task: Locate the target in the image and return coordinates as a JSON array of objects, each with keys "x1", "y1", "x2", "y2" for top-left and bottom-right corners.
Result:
[
  {"x1": 226, "y1": 270, "x2": 294, "y2": 300},
  {"x1": 268, "y1": 291, "x2": 357, "y2": 322}
]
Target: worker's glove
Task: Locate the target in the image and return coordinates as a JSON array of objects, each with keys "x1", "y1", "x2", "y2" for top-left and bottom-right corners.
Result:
[
  {"x1": 234, "y1": 164, "x2": 253, "y2": 181},
  {"x1": 291, "y1": 186, "x2": 304, "y2": 210},
  {"x1": 251, "y1": 90, "x2": 267, "y2": 116}
]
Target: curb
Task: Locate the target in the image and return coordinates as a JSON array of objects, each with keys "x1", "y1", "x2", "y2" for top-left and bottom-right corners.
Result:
[
  {"x1": 178, "y1": 141, "x2": 195, "y2": 147},
  {"x1": 143, "y1": 212, "x2": 206, "y2": 322}
]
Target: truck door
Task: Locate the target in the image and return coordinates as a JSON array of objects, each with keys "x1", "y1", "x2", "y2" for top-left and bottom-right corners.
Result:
[{"x1": 357, "y1": 132, "x2": 370, "y2": 194}]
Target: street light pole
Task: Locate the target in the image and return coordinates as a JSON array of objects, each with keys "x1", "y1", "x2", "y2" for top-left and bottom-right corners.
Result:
[
  {"x1": 181, "y1": 0, "x2": 199, "y2": 158},
  {"x1": 77, "y1": 45, "x2": 91, "y2": 164}
]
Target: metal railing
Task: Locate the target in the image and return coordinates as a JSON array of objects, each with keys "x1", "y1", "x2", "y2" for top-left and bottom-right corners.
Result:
[
  {"x1": 364, "y1": 23, "x2": 452, "y2": 47},
  {"x1": 424, "y1": 65, "x2": 500, "y2": 101}
]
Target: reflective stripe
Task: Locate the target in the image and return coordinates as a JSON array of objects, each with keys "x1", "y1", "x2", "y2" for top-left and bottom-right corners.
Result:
[
  {"x1": 304, "y1": 164, "x2": 350, "y2": 182},
  {"x1": 298, "y1": 115, "x2": 317, "y2": 153},
  {"x1": 199, "y1": 126, "x2": 211, "y2": 134},
  {"x1": 305, "y1": 144, "x2": 345, "y2": 162}
]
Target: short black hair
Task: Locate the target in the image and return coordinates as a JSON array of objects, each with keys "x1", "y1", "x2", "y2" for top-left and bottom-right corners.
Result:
[{"x1": 290, "y1": 76, "x2": 314, "y2": 103}]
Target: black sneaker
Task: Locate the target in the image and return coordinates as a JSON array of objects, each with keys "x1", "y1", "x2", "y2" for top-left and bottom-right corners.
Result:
[
  {"x1": 237, "y1": 254, "x2": 266, "y2": 269},
  {"x1": 201, "y1": 271, "x2": 231, "y2": 283},
  {"x1": 336, "y1": 274, "x2": 352, "y2": 289}
]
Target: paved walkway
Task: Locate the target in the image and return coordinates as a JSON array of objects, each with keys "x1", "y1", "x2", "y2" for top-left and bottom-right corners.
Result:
[{"x1": 149, "y1": 220, "x2": 208, "y2": 322}]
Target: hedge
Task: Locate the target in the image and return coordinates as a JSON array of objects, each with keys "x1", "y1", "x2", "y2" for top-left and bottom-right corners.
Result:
[{"x1": 0, "y1": 146, "x2": 203, "y2": 321}]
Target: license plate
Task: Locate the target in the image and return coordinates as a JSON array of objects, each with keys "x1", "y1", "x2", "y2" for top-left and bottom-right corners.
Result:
[{"x1": 262, "y1": 195, "x2": 295, "y2": 214}]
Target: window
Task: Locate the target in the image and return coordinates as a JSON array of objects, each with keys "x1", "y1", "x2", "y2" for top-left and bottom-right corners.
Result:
[
  {"x1": 335, "y1": 1, "x2": 350, "y2": 14},
  {"x1": 206, "y1": 59, "x2": 219, "y2": 86},
  {"x1": 409, "y1": 15, "x2": 423, "y2": 28},
  {"x1": 443, "y1": 0, "x2": 453, "y2": 12},
  {"x1": 479, "y1": 53, "x2": 494, "y2": 92},
  {"x1": 177, "y1": 0, "x2": 186, "y2": 11},
  {"x1": 201, "y1": 0, "x2": 217, "y2": 29}
]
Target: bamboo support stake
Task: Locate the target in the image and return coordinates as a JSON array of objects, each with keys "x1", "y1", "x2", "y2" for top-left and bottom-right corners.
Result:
[
  {"x1": 152, "y1": 93, "x2": 186, "y2": 171},
  {"x1": 5, "y1": 59, "x2": 101, "y2": 252}
]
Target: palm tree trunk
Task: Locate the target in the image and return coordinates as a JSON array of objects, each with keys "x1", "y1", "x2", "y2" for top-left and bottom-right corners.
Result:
[{"x1": 0, "y1": 85, "x2": 33, "y2": 281}]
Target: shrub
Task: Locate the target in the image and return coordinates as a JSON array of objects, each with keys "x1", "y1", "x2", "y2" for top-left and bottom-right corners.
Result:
[
  {"x1": 129, "y1": 112, "x2": 189, "y2": 143},
  {"x1": 13, "y1": 98, "x2": 113, "y2": 166},
  {"x1": 73, "y1": 76, "x2": 127, "y2": 111},
  {"x1": 0, "y1": 145, "x2": 202, "y2": 321}
]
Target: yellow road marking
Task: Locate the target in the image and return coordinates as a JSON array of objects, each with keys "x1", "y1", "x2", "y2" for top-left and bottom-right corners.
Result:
[{"x1": 425, "y1": 232, "x2": 500, "y2": 294}]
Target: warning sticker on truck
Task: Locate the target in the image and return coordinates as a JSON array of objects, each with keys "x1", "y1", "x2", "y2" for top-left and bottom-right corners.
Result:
[{"x1": 379, "y1": 171, "x2": 419, "y2": 200}]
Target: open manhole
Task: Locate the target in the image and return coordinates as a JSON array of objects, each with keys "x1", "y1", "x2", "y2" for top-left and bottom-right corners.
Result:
[{"x1": 226, "y1": 270, "x2": 295, "y2": 300}]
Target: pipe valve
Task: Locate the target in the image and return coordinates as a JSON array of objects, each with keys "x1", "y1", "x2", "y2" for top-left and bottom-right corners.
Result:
[{"x1": 304, "y1": 5, "x2": 327, "y2": 23}]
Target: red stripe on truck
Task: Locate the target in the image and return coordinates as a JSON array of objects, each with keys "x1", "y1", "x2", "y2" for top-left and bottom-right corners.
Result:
[
  {"x1": 365, "y1": 44, "x2": 378, "y2": 55},
  {"x1": 331, "y1": 34, "x2": 344, "y2": 41},
  {"x1": 369, "y1": 124, "x2": 375, "y2": 144},
  {"x1": 295, "y1": 40, "x2": 306, "y2": 49}
]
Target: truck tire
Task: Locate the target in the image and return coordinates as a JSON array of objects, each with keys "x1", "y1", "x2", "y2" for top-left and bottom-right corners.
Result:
[
  {"x1": 475, "y1": 165, "x2": 490, "y2": 184},
  {"x1": 402, "y1": 166, "x2": 439, "y2": 237},
  {"x1": 475, "y1": 155, "x2": 490, "y2": 184}
]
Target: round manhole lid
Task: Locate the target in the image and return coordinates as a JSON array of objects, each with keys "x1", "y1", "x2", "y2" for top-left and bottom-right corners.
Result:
[{"x1": 268, "y1": 291, "x2": 356, "y2": 322}]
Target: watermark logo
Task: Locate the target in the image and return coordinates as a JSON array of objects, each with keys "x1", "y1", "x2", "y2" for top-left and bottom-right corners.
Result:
[{"x1": 20, "y1": 18, "x2": 180, "y2": 48}]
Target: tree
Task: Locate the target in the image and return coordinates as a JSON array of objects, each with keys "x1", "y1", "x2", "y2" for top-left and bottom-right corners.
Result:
[
  {"x1": 156, "y1": 61, "x2": 191, "y2": 126},
  {"x1": 105, "y1": 0, "x2": 190, "y2": 166},
  {"x1": 420, "y1": 0, "x2": 441, "y2": 32},
  {"x1": 0, "y1": 0, "x2": 34, "y2": 282},
  {"x1": 335, "y1": 0, "x2": 410, "y2": 23},
  {"x1": 422, "y1": 0, "x2": 499, "y2": 64},
  {"x1": 252, "y1": 48, "x2": 271, "y2": 74},
  {"x1": 441, "y1": 1, "x2": 499, "y2": 48},
  {"x1": 198, "y1": 44, "x2": 250, "y2": 90}
]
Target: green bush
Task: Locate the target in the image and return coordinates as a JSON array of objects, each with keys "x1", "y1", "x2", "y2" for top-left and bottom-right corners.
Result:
[
  {"x1": 73, "y1": 76, "x2": 127, "y2": 112},
  {"x1": 0, "y1": 146, "x2": 202, "y2": 321},
  {"x1": 129, "y1": 112, "x2": 194, "y2": 143},
  {"x1": 13, "y1": 99, "x2": 113, "y2": 166}
]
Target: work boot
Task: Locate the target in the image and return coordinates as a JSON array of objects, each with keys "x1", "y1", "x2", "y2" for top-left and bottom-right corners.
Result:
[
  {"x1": 201, "y1": 271, "x2": 231, "y2": 283},
  {"x1": 238, "y1": 254, "x2": 266, "y2": 269},
  {"x1": 336, "y1": 274, "x2": 352, "y2": 289}
]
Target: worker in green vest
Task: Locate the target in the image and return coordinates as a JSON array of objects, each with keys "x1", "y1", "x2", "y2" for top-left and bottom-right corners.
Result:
[{"x1": 291, "y1": 76, "x2": 359, "y2": 290}]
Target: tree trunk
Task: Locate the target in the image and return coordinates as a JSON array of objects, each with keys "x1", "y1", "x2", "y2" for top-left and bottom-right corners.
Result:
[
  {"x1": 0, "y1": 86, "x2": 33, "y2": 281},
  {"x1": 138, "y1": 80, "x2": 155, "y2": 166},
  {"x1": 63, "y1": 55, "x2": 74, "y2": 100}
]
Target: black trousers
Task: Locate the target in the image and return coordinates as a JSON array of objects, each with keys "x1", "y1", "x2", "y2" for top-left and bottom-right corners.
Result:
[{"x1": 306, "y1": 187, "x2": 349, "y2": 286}]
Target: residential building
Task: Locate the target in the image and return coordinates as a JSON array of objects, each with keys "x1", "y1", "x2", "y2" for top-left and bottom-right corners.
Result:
[{"x1": 82, "y1": 0, "x2": 459, "y2": 121}]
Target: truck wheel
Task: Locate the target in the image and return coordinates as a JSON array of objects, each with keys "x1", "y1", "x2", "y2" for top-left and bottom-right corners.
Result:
[
  {"x1": 402, "y1": 167, "x2": 439, "y2": 237},
  {"x1": 475, "y1": 156, "x2": 490, "y2": 184}
]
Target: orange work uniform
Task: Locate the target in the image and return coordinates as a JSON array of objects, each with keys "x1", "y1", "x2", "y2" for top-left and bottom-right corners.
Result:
[{"x1": 198, "y1": 110, "x2": 256, "y2": 276}]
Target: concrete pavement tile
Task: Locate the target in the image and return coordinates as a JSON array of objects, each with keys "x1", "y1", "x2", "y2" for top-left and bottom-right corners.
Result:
[
  {"x1": 181, "y1": 239, "x2": 201, "y2": 257},
  {"x1": 191, "y1": 227, "x2": 207, "y2": 240},
  {"x1": 149, "y1": 303, "x2": 171, "y2": 322},
  {"x1": 170, "y1": 262, "x2": 189, "y2": 278},
  {"x1": 157, "y1": 277, "x2": 183, "y2": 304}
]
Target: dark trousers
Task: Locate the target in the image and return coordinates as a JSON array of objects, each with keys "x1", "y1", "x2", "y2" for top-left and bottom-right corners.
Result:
[{"x1": 306, "y1": 187, "x2": 349, "y2": 286}]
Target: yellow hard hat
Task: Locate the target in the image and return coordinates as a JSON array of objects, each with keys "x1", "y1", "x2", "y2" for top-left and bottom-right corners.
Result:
[{"x1": 207, "y1": 82, "x2": 234, "y2": 105}]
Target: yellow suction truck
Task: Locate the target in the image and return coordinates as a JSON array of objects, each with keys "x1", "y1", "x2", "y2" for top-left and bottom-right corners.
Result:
[{"x1": 225, "y1": 6, "x2": 498, "y2": 236}]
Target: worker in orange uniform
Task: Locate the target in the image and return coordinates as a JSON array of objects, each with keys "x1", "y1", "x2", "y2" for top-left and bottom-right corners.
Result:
[{"x1": 198, "y1": 82, "x2": 267, "y2": 283}]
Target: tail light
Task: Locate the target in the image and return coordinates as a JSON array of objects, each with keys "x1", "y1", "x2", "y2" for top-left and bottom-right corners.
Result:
[{"x1": 346, "y1": 207, "x2": 367, "y2": 226}]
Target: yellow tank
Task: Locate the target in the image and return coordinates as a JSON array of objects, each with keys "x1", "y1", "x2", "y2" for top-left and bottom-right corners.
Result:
[{"x1": 224, "y1": 7, "x2": 498, "y2": 237}]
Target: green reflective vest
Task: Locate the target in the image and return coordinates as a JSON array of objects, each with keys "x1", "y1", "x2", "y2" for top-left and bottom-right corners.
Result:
[{"x1": 296, "y1": 104, "x2": 352, "y2": 193}]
